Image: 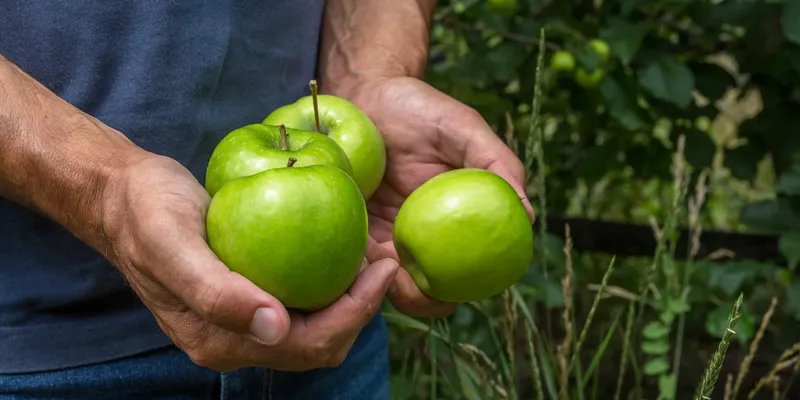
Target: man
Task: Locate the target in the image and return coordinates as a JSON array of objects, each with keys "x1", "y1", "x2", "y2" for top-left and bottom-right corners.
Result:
[{"x1": 0, "y1": 1, "x2": 533, "y2": 399}]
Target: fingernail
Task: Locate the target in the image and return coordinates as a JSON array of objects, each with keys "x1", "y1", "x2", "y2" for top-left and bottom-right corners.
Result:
[
  {"x1": 520, "y1": 196, "x2": 535, "y2": 222},
  {"x1": 250, "y1": 308, "x2": 283, "y2": 345}
]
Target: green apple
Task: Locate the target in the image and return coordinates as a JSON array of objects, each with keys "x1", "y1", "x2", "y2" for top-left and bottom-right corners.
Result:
[
  {"x1": 587, "y1": 39, "x2": 611, "y2": 63},
  {"x1": 205, "y1": 123, "x2": 353, "y2": 197},
  {"x1": 206, "y1": 161, "x2": 369, "y2": 311},
  {"x1": 262, "y1": 81, "x2": 386, "y2": 199},
  {"x1": 574, "y1": 68, "x2": 605, "y2": 89},
  {"x1": 487, "y1": 0, "x2": 517, "y2": 15},
  {"x1": 392, "y1": 168, "x2": 534, "y2": 303},
  {"x1": 551, "y1": 50, "x2": 576, "y2": 72},
  {"x1": 695, "y1": 116, "x2": 712, "y2": 133}
]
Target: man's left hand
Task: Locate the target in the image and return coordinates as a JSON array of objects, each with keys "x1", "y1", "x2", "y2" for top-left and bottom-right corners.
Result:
[{"x1": 335, "y1": 77, "x2": 536, "y2": 318}]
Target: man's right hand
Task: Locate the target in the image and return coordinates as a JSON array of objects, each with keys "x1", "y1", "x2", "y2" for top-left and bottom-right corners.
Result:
[
  {"x1": 99, "y1": 155, "x2": 399, "y2": 372},
  {"x1": 0, "y1": 55, "x2": 398, "y2": 373}
]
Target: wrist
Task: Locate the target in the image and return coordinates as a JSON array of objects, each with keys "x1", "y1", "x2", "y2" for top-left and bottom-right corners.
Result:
[
  {"x1": 19, "y1": 119, "x2": 149, "y2": 256},
  {"x1": 317, "y1": 0, "x2": 434, "y2": 98},
  {"x1": 0, "y1": 58, "x2": 150, "y2": 255}
]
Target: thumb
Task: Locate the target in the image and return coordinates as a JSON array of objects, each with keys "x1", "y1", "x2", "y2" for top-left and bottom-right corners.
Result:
[
  {"x1": 146, "y1": 232, "x2": 291, "y2": 345},
  {"x1": 486, "y1": 158, "x2": 536, "y2": 223},
  {"x1": 456, "y1": 119, "x2": 535, "y2": 223}
]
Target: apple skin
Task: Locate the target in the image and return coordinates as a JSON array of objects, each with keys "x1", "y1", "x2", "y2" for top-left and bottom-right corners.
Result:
[
  {"x1": 487, "y1": 0, "x2": 517, "y2": 15},
  {"x1": 262, "y1": 95, "x2": 386, "y2": 199},
  {"x1": 574, "y1": 68, "x2": 605, "y2": 89},
  {"x1": 206, "y1": 164, "x2": 369, "y2": 311},
  {"x1": 588, "y1": 39, "x2": 611, "y2": 63},
  {"x1": 551, "y1": 51, "x2": 576, "y2": 72},
  {"x1": 392, "y1": 168, "x2": 534, "y2": 303},
  {"x1": 205, "y1": 123, "x2": 353, "y2": 197}
]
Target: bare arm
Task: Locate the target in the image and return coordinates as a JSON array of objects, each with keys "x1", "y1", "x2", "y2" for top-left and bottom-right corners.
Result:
[
  {"x1": 318, "y1": 0, "x2": 438, "y2": 95},
  {"x1": 0, "y1": 55, "x2": 148, "y2": 256}
]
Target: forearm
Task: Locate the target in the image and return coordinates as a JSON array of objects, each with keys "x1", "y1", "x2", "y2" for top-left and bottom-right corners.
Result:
[
  {"x1": 0, "y1": 55, "x2": 148, "y2": 252},
  {"x1": 318, "y1": 0, "x2": 437, "y2": 95}
]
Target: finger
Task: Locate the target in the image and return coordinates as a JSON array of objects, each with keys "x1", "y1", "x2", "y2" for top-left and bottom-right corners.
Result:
[
  {"x1": 387, "y1": 268, "x2": 458, "y2": 318},
  {"x1": 484, "y1": 156, "x2": 536, "y2": 223},
  {"x1": 366, "y1": 236, "x2": 396, "y2": 263},
  {"x1": 456, "y1": 117, "x2": 535, "y2": 223},
  {"x1": 144, "y1": 229, "x2": 291, "y2": 345},
  {"x1": 373, "y1": 240, "x2": 456, "y2": 318},
  {"x1": 308, "y1": 258, "x2": 399, "y2": 332}
]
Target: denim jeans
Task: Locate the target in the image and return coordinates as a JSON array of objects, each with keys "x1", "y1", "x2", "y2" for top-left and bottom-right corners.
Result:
[{"x1": 0, "y1": 314, "x2": 390, "y2": 400}]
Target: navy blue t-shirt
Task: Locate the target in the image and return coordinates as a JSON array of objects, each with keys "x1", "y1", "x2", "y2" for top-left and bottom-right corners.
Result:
[{"x1": 0, "y1": 0, "x2": 325, "y2": 373}]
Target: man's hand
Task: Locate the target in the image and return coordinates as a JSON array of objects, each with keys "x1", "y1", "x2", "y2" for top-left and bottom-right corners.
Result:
[
  {"x1": 0, "y1": 56, "x2": 399, "y2": 373},
  {"x1": 101, "y1": 155, "x2": 399, "y2": 372},
  {"x1": 336, "y1": 77, "x2": 535, "y2": 318},
  {"x1": 319, "y1": 0, "x2": 533, "y2": 318}
]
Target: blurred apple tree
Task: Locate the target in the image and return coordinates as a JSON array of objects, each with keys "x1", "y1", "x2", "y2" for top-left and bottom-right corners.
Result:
[
  {"x1": 426, "y1": 0, "x2": 800, "y2": 241},
  {"x1": 388, "y1": 1, "x2": 800, "y2": 397}
]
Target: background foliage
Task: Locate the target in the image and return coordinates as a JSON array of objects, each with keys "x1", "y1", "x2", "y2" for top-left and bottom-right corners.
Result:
[{"x1": 384, "y1": 1, "x2": 800, "y2": 399}]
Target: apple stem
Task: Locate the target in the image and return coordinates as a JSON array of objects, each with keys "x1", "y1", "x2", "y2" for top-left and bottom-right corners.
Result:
[
  {"x1": 309, "y1": 79, "x2": 323, "y2": 134},
  {"x1": 279, "y1": 124, "x2": 289, "y2": 151},
  {"x1": 287, "y1": 157, "x2": 298, "y2": 168}
]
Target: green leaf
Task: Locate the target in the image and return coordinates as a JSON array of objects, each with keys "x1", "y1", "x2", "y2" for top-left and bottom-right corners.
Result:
[
  {"x1": 783, "y1": 1, "x2": 800, "y2": 45},
  {"x1": 786, "y1": 279, "x2": 800, "y2": 318},
  {"x1": 600, "y1": 75, "x2": 647, "y2": 130},
  {"x1": 690, "y1": 62, "x2": 737, "y2": 102},
  {"x1": 707, "y1": 261, "x2": 758, "y2": 296},
  {"x1": 599, "y1": 17, "x2": 648, "y2": 65},
  {"x1": 643, "y1": 356, "x2": 670, "y2": 376},
  {"x1": 689, "y1": 3, "x2": 760, "y2": 28},
  {"x1": 643, "y1": 321, "x2": 670, "y2": 339},
  {"x1": 582, "y1": 311, "x2": 622, "y2": 382},
  {"x1": 776, "y1": 167, "x2": 800, "y2": 195},
  {"x1": 777, "y1": 268, "x2": 792, "y2": 286},
  {"x1": 573, "y1": 144, "x2": 619, "y2": 184},
  {"x1": 667, "y1": 298, "x2": 690, "y2": 314},
  {"x1": 525, "y1": 261, "x2": 564, "y2": 309},
  {"x1": 620, "y1": 0, "x2": 636, "y2": 16},
  {"x1": 659, "y1": 374, "x2": 677, "y2": 400},
  {"x1": 741, "y1": 198, "x2": 800, "y2": 232},
  {"x1": 724, "y1": 144, "x2": 765, "y2": 181},
  {"x1": 642, "y1": 340, "x2": 670, "y2": 355},
  {"x1": 536, "y1": 233, "x2": 568, "y2": 268},
  {"x1": 779, "y1": 232, "x2": 800, "y2": 270},
  {"x1": 705, "y1": 305, "x2": 755, "y2": 344},
  {"x1": 638, "y1": 56, "x2": 695, "y2": 109},
  {"x1": 485, "y1": 41, "x2": 526, "y2": 82},
  {"x1": 660, "y1": 310, "x2": 676, "y2": 325},
  {"x1": 382, "y1": 312, "x2": 446, "y2": 340}
]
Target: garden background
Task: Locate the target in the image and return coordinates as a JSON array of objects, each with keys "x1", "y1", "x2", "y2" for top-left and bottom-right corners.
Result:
[{"x1": 381, "y1": 1, "x2": 800, "y2": 399}]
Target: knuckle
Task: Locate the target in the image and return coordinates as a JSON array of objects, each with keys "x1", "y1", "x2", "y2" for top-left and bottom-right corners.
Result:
[
  {"x1": 186, "y1": 347, "x2": 224, "y2": 370},
  {"x1": 304, "y1": 339, "x2": 337, "y2": 369},
  {"x1": 178, "y1": 327, "x2": 223, "y2": 370},
  {"x1": 187, "y1": 351, "x2": 215, "y2": 368},
  {"x1": 196, "y1": 285, "x2": 226, "y2": 323}
]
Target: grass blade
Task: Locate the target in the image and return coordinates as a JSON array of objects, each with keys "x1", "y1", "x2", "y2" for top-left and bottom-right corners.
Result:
[{"x1": 694, "y1": 293, "x2": 745, "y2": 400}]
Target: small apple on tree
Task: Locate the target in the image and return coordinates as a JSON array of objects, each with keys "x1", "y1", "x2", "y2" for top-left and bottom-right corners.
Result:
[
  {"x1": 551, "y1": 50, "x2": 576, "y2": 72},
  {"x1": 487, "y1": 0, "x2": 517, "y2": 15},
  {"x1": 573, "y1": 38, "x2": 611, "y2": 89}
]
